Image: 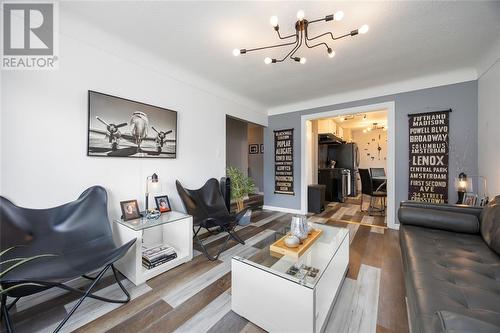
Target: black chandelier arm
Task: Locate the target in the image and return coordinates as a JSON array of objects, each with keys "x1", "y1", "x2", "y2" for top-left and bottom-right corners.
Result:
[
  {"x1": 305, "y1": 29, "x2": 330, "y2": 51},
  {"x1": 275, "y1": 36, "x2": 300, "y2": 63},
  {"x1": 307, "y1": 14, "x2": 334, "y2": 24},
  {"x1": 306, "y1": 30, "x2": 355, "y2": 43},
  {"x1": 289, "y1": 29, "x2": 304, "y2": 60},
  {"x1": 244, "y1": 35, "x2": 298, "y2": 53},
  {"x1": 276, "y1": 29, "x2": 296, "y2": 40}
]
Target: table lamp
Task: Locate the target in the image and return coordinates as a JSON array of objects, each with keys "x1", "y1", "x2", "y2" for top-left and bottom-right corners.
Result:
[
  {"x1": 145, "y1": 173, "x2": 160, "y2": 211},
  {"x1": 456, "y1": 172, "x2": 467, "y2": 204}
]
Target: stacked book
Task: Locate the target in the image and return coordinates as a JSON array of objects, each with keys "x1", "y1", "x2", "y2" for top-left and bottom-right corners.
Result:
[{"x1": 142, "y1": 244, "x2": 177, "y2": 269}]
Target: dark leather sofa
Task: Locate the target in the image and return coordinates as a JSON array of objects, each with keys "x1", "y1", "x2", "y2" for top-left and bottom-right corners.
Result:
[{"x1": 398, "y1": 196, "x2": 500, "y2": 333}]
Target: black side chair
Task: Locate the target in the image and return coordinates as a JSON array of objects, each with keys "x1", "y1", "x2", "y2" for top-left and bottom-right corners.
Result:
[
  {"x1": 0, "y1": 186, "x2": 136, "y2": 333},
  {"x1": 370, "y1": 167, "x2": 386, "y2": 191},
  {"x1": 176, "y1": 178, "x2": 251, "y2": 261},
  {"x1": 359, "y1": 168, "x2": 387, "y2": 216}
]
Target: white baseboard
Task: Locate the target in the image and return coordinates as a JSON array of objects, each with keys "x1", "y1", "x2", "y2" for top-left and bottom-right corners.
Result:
[{"x1": 262, "y1": 205, "x2": 302, "y2": 214}]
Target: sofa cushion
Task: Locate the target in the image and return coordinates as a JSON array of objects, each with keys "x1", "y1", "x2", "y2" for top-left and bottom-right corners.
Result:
[
  {"x1": 480, "y1": 195, "x2": 500, "y2": 255},
  {"x1": 399, "y1": 207, "x2": 480, "y2": 234},
  {"x1": 400, "y1": 225, "x2": 500, "y2": 333},
  {"x1": 437, "y1": 311, "x2": 500, "y2": 333}
]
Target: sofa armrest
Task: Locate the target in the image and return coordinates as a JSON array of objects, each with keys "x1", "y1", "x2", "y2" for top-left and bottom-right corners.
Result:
[
  {"x1": 398, "y1": 207, "x2": 479, "y2": 234},
  {"x1": 400, "y1": 201, "x2": 483, "y2": 217},
  {"x1": 437, "y1": 311, "x2": 500, "y2": 333}
]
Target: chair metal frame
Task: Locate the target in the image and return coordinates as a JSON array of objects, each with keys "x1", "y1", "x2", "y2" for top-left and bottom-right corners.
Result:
[{"x1": 0, "y1": 264, "x2": 129, "y2": 333}]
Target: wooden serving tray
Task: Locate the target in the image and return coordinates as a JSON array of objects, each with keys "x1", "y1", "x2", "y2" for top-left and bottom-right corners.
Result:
[{"x1": 270, "y1": 229, "x2": 323, "y2": 258}]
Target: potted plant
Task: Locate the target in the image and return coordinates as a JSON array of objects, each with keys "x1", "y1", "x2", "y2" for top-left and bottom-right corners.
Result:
[{"x1": 226, "y1": 166, "x2": 255, "y2": 212}]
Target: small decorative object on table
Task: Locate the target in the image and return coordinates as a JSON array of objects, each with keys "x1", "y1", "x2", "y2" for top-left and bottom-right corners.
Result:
[
  {"x1": 120, "y1": 199, "x2": 141, "y2": 221},
  {"x1": 284, "y1": 235, "x2": 300, "y2": 248},
  {"x1": 290, "y1": 215, "x2": 308, "y2": 241},
  {"x1": 155, "y1": 195, "x2": 171, "y2": 213},
  {"x1": 286, "y1": 263, "x2": 320, "y2": 279}
]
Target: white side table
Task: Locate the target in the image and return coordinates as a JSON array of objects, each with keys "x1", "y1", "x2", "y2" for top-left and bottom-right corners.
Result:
[{"x1": 112, "y1": 211, "x2": 193, "y2": 286}]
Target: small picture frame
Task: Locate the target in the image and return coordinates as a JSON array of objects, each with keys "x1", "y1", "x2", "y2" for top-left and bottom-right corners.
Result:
[
  {"x1": 155, "y1": 195, "x2": 171, "y2": 213},
  {"x1": 260, "y1": 144, "x2": 264, "y2": 154},
  {"x1": 477, "y1": 196, "x2": 488, "y2": 207},
  {"x1": 249, "y1": 144, "x2": 259, "y2": 154},
  {"x1": 120, "y1": 200, "x2": 141, "y2": 221},
  {"x1": 462, "y1": 193, "x2": 477, "y2": 206}
]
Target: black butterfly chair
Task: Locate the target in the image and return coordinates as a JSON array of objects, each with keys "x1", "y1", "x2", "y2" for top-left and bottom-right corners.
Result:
[
  {"x1": 176, "y1": 178, "x2": 251, "y2": 261},
  {"x1": 0, "y1": 186, "x2": 136, "y2": 333}
]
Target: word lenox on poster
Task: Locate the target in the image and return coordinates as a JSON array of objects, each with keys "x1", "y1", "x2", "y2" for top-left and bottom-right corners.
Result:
[
  {"x1": 274, "y1": 129, "x2": 294, "y2": 195},
  {"x1": 408, "y1": 110, "x2": 450, "y2": 203}
]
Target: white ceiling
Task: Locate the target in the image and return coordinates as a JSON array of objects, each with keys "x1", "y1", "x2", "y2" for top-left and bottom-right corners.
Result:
[
  {"x1": 63, "y1": 1, "x2": 500, "y2": 110},
  {"x1": 328, "y1": 110, "x2": 388, "y2": 130},
  {"x1": 317, "y1": 110, "x2": 387, "y2": 129}
]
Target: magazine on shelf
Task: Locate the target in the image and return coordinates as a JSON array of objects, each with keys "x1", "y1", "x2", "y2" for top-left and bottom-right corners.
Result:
[
  {"x1": 142, "y1": 244, "x2": 177, "y2": 263},
  {"x1": 142, "y1": 253, "x2": 178, "y2": 269}
]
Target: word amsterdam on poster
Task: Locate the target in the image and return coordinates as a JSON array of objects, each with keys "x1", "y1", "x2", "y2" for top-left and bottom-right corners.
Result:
[
  {"x1": 408, "y1": 110, "x2": 450, "y2": 203},
  {"x1": 274, "y1": 129, "x2": 294, "y2": 195}
]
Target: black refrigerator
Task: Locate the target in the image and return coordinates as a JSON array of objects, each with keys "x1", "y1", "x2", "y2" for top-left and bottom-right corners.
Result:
[{"x1": 328, "y1": 143, "x2": 359, "y2": 196}]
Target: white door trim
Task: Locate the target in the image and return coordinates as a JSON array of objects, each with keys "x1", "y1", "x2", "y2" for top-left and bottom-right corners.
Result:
[{"x1": 300, "y1": 101, "x2": 397, "y2": 229}]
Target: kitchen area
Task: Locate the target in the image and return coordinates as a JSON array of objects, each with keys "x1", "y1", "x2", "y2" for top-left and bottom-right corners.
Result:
[
  {"x1": 307, "y1": 110, "x2": 388, "y2": 226},
  {"x1": 317, "y1": 118, "x2": 359, "y2": 203}
]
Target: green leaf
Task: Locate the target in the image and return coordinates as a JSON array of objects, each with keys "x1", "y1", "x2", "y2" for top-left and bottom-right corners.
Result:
[{"x1": 0, "y1": 247, "x2": 16, "y2": 257}]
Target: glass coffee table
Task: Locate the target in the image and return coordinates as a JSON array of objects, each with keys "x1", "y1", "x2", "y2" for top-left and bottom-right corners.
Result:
[{"x1": 231, "y1": 223, "x2": 349, "y2": 333}]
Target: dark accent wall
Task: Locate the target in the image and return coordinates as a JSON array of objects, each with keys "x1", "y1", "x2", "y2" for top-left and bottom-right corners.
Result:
[{"x1": 264, "y1": 81, "x2": 478, "y2": 222}]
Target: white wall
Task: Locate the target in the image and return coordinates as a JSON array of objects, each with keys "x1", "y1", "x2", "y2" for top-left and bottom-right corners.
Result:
[
  {"x1": 0, "y1": 11, "x2": 266, "y2": 219},
  {"x1": 478, "y1": 59, "x2": 500, "y2": 197},
  {"x1": 352, "y1": 129, "x2": 388, "y2": 170}
]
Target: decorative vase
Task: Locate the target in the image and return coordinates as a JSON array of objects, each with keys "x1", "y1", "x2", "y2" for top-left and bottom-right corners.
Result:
[
  {"x1": 291, "y1": 215, "x2": 308, "y2": 240},
  {"x1": 307, "y1": 222, "x2": 314, "y2": 234}
]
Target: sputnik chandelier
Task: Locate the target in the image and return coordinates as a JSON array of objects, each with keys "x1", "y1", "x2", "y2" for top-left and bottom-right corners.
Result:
[{"x1": 233, "y1": 9, "x2": 369, "y2": 64}]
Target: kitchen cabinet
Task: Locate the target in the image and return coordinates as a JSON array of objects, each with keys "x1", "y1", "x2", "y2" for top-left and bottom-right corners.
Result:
[{"x1": 318, "y1": 119, "x2": 337, "y2": 135}]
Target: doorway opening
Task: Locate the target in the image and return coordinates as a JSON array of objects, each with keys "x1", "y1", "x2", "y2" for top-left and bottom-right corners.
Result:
[
  {"x1": 301, "y1": 102, "x2": 397, "y2": 230},
  {"x1": 225, "y1": 116, "x2": 264, "y2": 212}
]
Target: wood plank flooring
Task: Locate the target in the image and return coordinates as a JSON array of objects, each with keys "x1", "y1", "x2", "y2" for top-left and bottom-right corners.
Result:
[{"x1": 2, "y1": 209, "x2": 407, "y2": 333}]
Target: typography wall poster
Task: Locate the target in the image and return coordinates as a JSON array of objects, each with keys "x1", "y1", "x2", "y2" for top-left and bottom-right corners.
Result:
[
  {"x1": 274, "y1": 129, "x2": 294, "y2": 195},
  {"x1": 408, "y1": 110, "x2": 450, "y2": 203}
]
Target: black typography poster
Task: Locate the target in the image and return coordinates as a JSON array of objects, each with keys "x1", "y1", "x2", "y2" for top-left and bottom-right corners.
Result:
[
  {"x1": 408, "y1": 110, "x2": 450, "y2": 203},
  {"x1": 274, "y1": 129, "x2": 294, "y2": 195}
]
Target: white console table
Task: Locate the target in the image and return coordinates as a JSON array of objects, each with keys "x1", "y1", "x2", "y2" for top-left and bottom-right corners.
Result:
[
  {"x1": 112, "y1": 211, "x2": 193, "y2": 286},
  {"x1": 232, "y1": 224, "x2": 349, "y2": 333}
]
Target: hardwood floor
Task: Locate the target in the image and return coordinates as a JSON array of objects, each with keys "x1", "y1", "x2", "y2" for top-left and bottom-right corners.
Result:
[{"x1": 2, "y1": 209, "x2": 408, "y2": 333}]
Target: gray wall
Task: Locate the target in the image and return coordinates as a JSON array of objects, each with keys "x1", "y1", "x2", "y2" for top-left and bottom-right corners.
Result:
[
  {"x1": 226, "y1": 117, "x2": 248, "y2": 175},
  {"x1": 264, "y1": 81, "x2": 478, "y2": 222},
  {"x1": 478, "y1": 60, "x2": 500, "y2": 197},
  {"x1": 248, "y1": 125, "x2": 264, "y2": 192}
]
